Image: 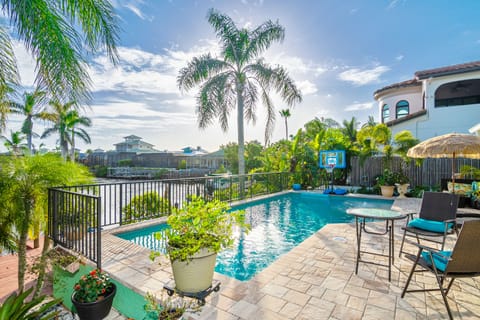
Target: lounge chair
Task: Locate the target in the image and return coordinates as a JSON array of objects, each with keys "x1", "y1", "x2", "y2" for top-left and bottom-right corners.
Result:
[
  {"x1": 401, "y1": 220, "x2": 480, "y2": 319},
  {"x1": 399, "y1": 192, "x2": 459, "y2": 256}
]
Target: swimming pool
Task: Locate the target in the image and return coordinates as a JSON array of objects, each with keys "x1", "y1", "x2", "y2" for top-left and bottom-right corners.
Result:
[{"x1": 116, "y1": 192, "x2": 393, "y2": 281}]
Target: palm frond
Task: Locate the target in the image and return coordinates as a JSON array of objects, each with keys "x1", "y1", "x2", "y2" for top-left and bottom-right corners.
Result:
[
  {"x1": 196, "y1": 72, "x2": 235, "y2": 131},
  {"x1": 57, "y1": 0, "x2": 120, "y2": 64},
  {"x1": 243, "y1": 80, "x2": 258, "y2": 124},
  {"x1": 178, "y1": 54, "x2": 230, "y2": 92},
  {"x1": 207, "y1": 8, "x2": 241, "y2": 63},
  {"x1": 244, "y1": 20, "x2": 285, "y2": 61},
  {"x1": 0, "y1": 26, "x2": 19, "y2": 87},
  {"x1": 260, "y1": 91, "x2": 275, "y2": 145}
]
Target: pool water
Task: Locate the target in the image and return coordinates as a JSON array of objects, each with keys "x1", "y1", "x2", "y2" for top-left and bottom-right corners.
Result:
[{"x1": 116, "y1": 193, "x2": 393, "y2": 281}]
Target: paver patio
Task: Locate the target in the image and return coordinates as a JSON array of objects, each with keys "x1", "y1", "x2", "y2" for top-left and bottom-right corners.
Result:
[{"x1": 99, "y1": 196, "x2": 480, "y2": 320}]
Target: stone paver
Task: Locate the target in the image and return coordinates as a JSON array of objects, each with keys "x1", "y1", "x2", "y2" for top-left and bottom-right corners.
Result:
[{"x1": 99, "y1": 195, "x2": 480, "y2": 319}]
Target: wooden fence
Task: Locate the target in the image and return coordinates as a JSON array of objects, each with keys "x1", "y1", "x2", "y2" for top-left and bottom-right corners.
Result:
[{"x1": 349, "y1": 156, "x2": 480, "y2": 188}]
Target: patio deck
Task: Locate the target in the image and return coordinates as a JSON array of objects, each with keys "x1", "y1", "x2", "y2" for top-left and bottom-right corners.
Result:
[{"x1": 99, "y1": 196, "x2": 480, "y2": 320}]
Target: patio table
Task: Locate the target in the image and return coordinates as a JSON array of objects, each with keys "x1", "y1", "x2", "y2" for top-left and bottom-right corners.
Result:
[{"x1": 347, "y1": 208, "x2": 406, "y2": 281}]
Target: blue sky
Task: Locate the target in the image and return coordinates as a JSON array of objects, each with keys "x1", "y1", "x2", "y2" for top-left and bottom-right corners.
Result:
[{"x1": 4, "y1": 0, "x2": 480, "y2": 153}]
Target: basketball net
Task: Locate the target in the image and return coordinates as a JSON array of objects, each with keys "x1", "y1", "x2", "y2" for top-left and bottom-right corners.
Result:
[{"x1": 325, "y1": 164, "x2": 335, "y2": 173}]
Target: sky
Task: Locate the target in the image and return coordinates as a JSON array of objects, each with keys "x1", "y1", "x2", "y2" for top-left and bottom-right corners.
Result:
[{"x1": 3, "y1": 0, "x2": 480, "y2": 153}]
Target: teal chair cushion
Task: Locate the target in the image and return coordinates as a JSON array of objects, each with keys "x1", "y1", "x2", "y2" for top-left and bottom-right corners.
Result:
[
  {"x1": 421, "y1": 250, "x2": 452, "y2": 272},
  {"x1": 408, "y1": 218, "x2": 454, "y2": 233}
]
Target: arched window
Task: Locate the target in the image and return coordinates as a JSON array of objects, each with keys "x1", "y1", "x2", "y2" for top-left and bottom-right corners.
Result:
[
  {"x1": 382, "y1": 104, "x2": 390, "y2": 123},
  {"x1": 396, "y1": 100, "x2": 409, "y2": 119}
]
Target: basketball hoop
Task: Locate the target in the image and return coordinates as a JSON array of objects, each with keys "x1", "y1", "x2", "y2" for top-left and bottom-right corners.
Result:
[{"x1": 325, "y1": 164, "x2": 335, "y2": 173}]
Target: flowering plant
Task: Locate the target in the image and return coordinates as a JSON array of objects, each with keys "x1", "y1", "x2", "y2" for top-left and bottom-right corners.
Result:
[{"x1": 73, "y1": 268, "x2": 113, "y2": 303}]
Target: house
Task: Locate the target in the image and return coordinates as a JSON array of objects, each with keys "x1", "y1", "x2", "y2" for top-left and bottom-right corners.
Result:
[
  {"x1": 113, "y1": 135, "x2": 158, "y2": 153},
  {"x1": 374, "y1": 61, "x2": 480, "y2": 140}
]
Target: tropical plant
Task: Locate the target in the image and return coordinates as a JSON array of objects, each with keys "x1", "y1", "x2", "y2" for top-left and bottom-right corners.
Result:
[
  {"x1": 1, "y1": 130, "x2": 27, "y2": 156},
  {"x1": 376, "y1": 169, "x2": 396, "y2": 186},
  {"x1": 279, "y1": 109, "x2": 291, "y2": 140},
  {"x1": 341, "y1": 117, "x2": 359, "y2": 144},
  {"x1": 73, "y1": 269, "x2": 114, "y2": 303},
  {"x1": 157, "y1": 196, "x2": 248, "y2": 262},
  {"x1": 0, "y1": 154, "x2": 93, "y2": 296},
  {"x1": 0, "y1": 0, "x2": 119, "y2": 108},
  {"x1": 66, "y1": 109, "x2": 92, "y2": 161},
  {"x1": 9, "y1": 90, "x2": 52, "y2": 153},
  {"x1": 178, "y1": 8, "x2": 302, "y2": 176},
  {"x1": 0, "y1": 287, "x2": 61, "y2": 320}
]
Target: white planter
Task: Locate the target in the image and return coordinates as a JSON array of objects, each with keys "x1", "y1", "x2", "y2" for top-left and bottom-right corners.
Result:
[
  {"x1": 395, "y1": 183, "x2": 410, "y2": 198},
  {"x1": 170, "y1": 248, "x2": 217, "y2": 293}
]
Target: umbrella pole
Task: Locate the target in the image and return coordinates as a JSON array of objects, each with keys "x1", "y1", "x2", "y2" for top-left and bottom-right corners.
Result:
[{"x1": 452, "y1": 152, "x2": 456, "y2": 194}]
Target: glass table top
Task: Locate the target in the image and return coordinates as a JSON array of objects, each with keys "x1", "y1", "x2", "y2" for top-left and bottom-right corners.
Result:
[{"x1": 347, "y1": 208, "x2": 406, "y2": 220}]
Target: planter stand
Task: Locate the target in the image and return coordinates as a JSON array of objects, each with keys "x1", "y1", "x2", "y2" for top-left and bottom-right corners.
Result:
[{"x1": 163, "y1": 279, "x2": 221, "y2": 305}]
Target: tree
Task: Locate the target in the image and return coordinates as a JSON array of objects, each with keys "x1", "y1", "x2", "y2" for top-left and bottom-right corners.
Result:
[
  {"x1": 178, "y1": 8, "x2": 302, "y2": 176},
  {"x1": 9, "y1": 90, "x2": 53, "y2": 153},
  {"x1": 0, "y1": 154, "x2": 93, "y2": 294},
  {"x1": 65, "y1": 110, "x2": 92, "y2": 161},
  {"x1": 342, "y1": 117, "x2": 359, "y2": 143},
  {"x1": 1, "y1": 130, "x2": 27, "y2": 156},
  {"x1": 41, "y1": 100, "x2": 91, "y2": 161},
  {"x1": 279, "y1": 109, "x2": 291, "y2": 140},
  {"x1": 0, "y1": 0, "x2": 119, "y2": 109}
]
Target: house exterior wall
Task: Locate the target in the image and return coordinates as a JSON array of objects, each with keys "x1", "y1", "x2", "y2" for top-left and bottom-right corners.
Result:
[{"x1": 375, "y1": 67, "x2": 480, "y2": 141}]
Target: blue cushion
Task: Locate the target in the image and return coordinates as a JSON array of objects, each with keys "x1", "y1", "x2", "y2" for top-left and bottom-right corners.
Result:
[
  {"x1": 421, "y1": 250, "x2": 452, "y2": 272},
  {"x1": 407, "y1": 218, "x2": 454, "y2": 233},
  {"x1": 334, "y1": 188, "x2": 347, "y2": 195}
]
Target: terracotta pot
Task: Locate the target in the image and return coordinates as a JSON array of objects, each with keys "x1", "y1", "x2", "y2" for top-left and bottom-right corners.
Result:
[
  {"x1": 170, "y1": 248, "x2": 217, "y2": 294},
  {"x1": 71, "y1": 283, "x2": 116, "y2": 320},
  {"x1": 380, "y1": 185, "x2": 395, "y2": 197}
]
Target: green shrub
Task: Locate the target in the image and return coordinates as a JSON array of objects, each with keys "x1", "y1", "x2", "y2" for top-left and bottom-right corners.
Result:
[{"x1": 122, "y1": 192, "x2": 169, "y2": 224}]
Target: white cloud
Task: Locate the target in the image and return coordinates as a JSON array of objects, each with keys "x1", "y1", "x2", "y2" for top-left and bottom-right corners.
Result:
[
  {"x1": 344, "y1": 101, "x2": 375, "y2": 111},
  {"x1": 396, "y1": 55, "x2": 404, "y2": 61},
  {"x1": 296, "y1": 80, "x2": 317, "y2": 95},
  {"x1": 338, "y1": 65, "x2": 390, "y2": 86},
  {"x1": 12, "y1": 40, "x2": 36, "y2": 88},
  {"x1": 266, "y1": 52, "x2": 327, "y2": 77}
]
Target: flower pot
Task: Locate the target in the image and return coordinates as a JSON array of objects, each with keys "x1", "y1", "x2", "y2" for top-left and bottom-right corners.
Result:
[
  {"x1": 170, "y1": 248, "x2": 217, "y2": 294},
  {"x1": 395, "y1": 183, "x2": 410, "y2": 198},
  {"x1": 71, "y1": 283, "x2": 116, "y2": 320},
  {"x1": 380, "y1": 185, "x2": 395, "y2": 197}
]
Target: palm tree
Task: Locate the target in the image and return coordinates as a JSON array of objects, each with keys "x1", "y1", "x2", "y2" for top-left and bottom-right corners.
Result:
[
  {"x1": 1, "y1": 130, "x2": 27, "y2": 156},
  {"x1": 41, "y1": 100, "x2": 74, "y2": 160},
  {"x1": 178, "y1": 8, "x2": 302, "y2": 176},
  {"x1": 66, "y1": 110, "x2": 92, "y2": 161},
  {"x1": 0, "y1": 0, "x2": 119, "y2": 111},
  {"x1": 279, "y1": 109, "x2": 291, "y2": 140},
  {"x1": 9, "y1": 90, "x2": 54, "y2": 153},
  {"x1": 342, "y1": 117, "x2": 359, "y2": 143}
]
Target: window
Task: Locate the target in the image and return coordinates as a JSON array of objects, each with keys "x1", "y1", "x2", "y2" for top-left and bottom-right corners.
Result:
[
  {"x1": 396, "y1": 100, "x2": 409, "y2": 119},
  {"x1": 382, "y1": 104, "x2": 390, "y2": 123}
]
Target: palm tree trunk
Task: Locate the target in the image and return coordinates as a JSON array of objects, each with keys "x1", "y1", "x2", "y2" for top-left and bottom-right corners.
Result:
[
  {"x1": 70, "y1": 132, "x2": 75, "y2": 161},
  {"x1": 33, "y1": 235, "x2": 51, "y2": 298},
  {"x1": 27, "y1": 118, "x2": 33, "y2": 153},
  {"x1": 237, "y1": 83, "x2": 246, "y2": 199},
  {"x1": 284, "y1": 118, "x2": 288, "y2": 140}
]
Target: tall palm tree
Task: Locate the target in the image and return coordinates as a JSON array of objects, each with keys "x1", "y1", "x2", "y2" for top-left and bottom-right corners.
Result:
[
  {"x1": 9, "y1": 90, "x2": 54, "y2": 153},
  {"x1": 1, "y1": 130, "x2": 27, "y2": 156},
  {"x1": 279, "y1": 109, "x2": 291, "y2": 140},
  {"x1": 41, "y1": 100, "x2": 74, "y2": 160},
  {"x1": 178, "y1": 9, "x2": 302, "y2": 176},
  {"x1": 0, "y1": 0, "x2": 119, "y2": 112},
  {"x1": 66, "y1": 110, "x2": 92, "y2": 161}
]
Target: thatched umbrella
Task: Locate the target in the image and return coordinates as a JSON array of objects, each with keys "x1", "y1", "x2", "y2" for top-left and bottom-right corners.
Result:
[{"x1": 407, "y1": 133, "x2": 480, "y2": 192}]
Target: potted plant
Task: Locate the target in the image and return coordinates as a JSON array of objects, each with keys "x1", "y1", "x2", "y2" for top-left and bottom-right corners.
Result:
[
  {"x1": 154, "y1": 196, "x2": 248, "y2": 294},
  {"x1": 71, "y1": 268, "x2": 116, "y2": 320},
  {"x1": 394, "y1": 171, "x2": 410, "y2": 198},
  {"x1": 376, "y1": 169, "x2": 396, "y2": 197}
]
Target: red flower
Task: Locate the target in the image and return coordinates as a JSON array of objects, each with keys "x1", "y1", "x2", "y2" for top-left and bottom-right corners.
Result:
[
  {"x1": 90, "y1": 270, "x2": 97, "y2": 276},
  {"x1": 74, "y1": 284, "x2": 81, "y2": 290},
  {"x1": 101, "y1": 288, "x2": 106, "y2": 294}
]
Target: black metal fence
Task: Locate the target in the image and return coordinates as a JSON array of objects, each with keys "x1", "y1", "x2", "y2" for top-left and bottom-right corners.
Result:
[{"x1": 48, "y1": 172, "x2": 290, "y2": 266}]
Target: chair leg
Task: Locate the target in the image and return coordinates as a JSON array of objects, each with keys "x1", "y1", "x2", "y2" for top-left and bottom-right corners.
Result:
[
  {"x1": 401, "y1": 250, "x2": 421, "y2": 298},
  {"x1": 433, "y1": 273, "x2": 454, "y2": 320},
  {"x1": 399, "y1": 229, "x2": 407, "y2": 257}
]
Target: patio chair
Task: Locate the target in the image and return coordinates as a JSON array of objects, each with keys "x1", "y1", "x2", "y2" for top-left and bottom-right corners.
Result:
[
  {"x1": 401, "y1": 220, "x2": 480, "y2": 320},
  {"x1": 399, "y1": 192, "x2": 459, "y2": 257}
]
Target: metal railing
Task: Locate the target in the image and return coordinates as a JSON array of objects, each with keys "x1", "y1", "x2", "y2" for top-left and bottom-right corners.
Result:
[{"x1": 48, "y1": 172, "x2": 290, "y2": 267}]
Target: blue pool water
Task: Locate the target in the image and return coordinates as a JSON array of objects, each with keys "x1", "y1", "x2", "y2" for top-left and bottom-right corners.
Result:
[{"x1": 116, "y1": 193, "x2": 393, "y2": 281}]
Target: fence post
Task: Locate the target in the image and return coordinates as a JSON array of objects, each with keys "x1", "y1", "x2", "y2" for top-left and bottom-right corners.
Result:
[
  {"x1": 119, "y1": 183, "x2": 123, "y2": 225},
  {"x1": 96, "y1": 196, "x2": 102, "y2": 269}
]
